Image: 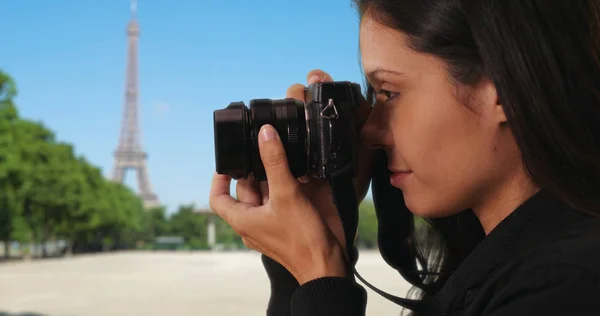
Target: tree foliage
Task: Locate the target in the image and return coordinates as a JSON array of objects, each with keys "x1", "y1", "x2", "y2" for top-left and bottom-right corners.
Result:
[
  {"x1": 0, "y1": 69, "x2": 246, "y2": 258},
  {"x1": 357, "y1": 199, "x2": 378, "y2": 249}
]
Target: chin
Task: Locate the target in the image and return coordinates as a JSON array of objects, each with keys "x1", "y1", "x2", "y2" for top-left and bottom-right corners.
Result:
[{"x1": 403, "y1": 192, "x2": 464, "y2": 219}]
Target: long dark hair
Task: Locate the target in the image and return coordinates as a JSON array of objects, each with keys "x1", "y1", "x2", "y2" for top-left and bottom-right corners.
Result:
[{"x1": 353, "y1": 0, "x2": 600, "y2": 312}]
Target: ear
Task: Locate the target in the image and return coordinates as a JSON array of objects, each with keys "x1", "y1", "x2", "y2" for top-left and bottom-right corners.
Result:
[
  {"x1": 493, "y1": 93, "x2": 507, "y2": 124},
  {"x1": 478, "y1": 76, "x2": 507, "y2": 124}
]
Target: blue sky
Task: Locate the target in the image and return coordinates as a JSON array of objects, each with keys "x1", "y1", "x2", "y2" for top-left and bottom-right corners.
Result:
[{"x1": 0, "y1": 0, "x2": 371, "y2": 213}]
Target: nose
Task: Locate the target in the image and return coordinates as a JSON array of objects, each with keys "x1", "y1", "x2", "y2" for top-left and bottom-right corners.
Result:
[{"x1": 360, "y1": 104, "x2": 393, "y2": 150}]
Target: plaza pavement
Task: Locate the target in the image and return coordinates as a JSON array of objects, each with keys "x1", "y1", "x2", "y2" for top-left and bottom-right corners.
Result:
[{"x1": 0, "y1": 250, "x2": 413, "y2": 316}]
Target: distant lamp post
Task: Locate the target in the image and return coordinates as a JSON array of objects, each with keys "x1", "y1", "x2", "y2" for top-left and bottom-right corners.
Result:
[{"x1": 194, "y1": 208, "x2": 216, "y2": 249}]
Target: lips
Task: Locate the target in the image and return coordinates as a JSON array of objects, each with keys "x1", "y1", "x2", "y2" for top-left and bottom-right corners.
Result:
[
  {"x1": 388, "y1": 165, "x2": 411, "y2": 173},
  {"x1": 388, "y1": 166, "x2": 412, "y2": 187}
]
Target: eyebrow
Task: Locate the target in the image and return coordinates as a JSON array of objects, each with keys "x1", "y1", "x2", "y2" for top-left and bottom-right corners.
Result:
[{"x1": 365, "y1": 68, "x2": 406, "y2": 83}]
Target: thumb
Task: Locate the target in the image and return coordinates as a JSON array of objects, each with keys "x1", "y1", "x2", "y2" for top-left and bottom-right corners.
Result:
[{"x1": 258, "y1": 124, "x2": 297, "y2": 190}]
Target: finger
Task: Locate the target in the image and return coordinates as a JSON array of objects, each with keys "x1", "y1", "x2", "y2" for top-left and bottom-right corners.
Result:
[
  {"x1": 236, "y1": 178, "x2": 261, "y2": 206},
  {"x1": 209, "y1": 172, "x2": 233, "y2": 201},
  {"x1": 298, "y1": 175, "x2": 311, "y2": 184},
  {"x1": 359, "y1": 98, "x2": 387, "y2": 145},
  {"x1": 259, "y1": 181, "x2": 269, "y2": 205},
  {"x1": 356, "y1": 86, "x2": 372, "y2": 129},
  {"x1": 307, "y1": 69, "x2": 334, "y2": 84},
  {"x1": 286, "y1": 83, "x2": 307, "y2": 102},
  {"x1": 209, "y1": 172, "x2": 257, "y2": 231},
  {"x1": 257, "y1": 124, "x2": 299, "y2": 195},
  {"x1": 209, "y1": 173, "x2": 238, "y2": 220}
]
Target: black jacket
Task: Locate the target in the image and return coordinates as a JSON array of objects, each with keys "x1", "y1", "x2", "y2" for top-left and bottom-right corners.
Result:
[{"x1": 261, "y1": 190, "x2": 600, "y2": 315}]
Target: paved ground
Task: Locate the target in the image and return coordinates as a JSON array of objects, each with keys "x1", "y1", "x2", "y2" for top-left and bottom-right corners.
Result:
[{"x1": 0, "y1": 250, "x2": 413, "y2": 316}]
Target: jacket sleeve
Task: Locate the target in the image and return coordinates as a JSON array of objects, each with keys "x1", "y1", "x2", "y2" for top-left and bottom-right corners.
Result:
[
  {"x1": 261, "y1": 254, "x2": 368, "y2": 316},
  {"x1": 484, "y1": 264, "x2": 600, "y2": 315},
  {"x1": 262, "y1": 255, "x2": 300, "y2": 316}
]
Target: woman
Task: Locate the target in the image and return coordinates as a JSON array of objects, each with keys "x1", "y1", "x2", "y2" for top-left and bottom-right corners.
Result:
[{"x1": 209, "y1": 0, "x2": 600, "y2": 315}]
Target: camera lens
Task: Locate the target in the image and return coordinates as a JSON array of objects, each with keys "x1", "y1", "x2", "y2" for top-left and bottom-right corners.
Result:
[
  {"x1": 213, "y1": 98, "x2": 308, "y2": 180},
  {"x1": 213, "y1": 102, "x2": 250, "y2": 179}
]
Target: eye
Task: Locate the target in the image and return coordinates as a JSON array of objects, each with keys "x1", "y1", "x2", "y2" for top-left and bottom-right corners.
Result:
[{"x1": 377, "y1": 89, "x2": 399, "y2": 103}]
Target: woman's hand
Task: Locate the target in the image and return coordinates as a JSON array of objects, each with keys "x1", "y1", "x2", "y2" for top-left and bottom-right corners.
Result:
[
  {"x1": 287, "y1": 70, "x2": 374, "y2": 255},
  {"x1": 209, "y1": 69, "x2": 373, "y2": 285},
  {"x1": 210, "y1": 124, "x2": 348, "y2": 285}
]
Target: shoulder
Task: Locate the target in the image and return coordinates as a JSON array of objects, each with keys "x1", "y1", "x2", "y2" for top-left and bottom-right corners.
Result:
[
  {"x1": 507, "y1": 216, "x2": 600, "y2": 279},
  {"x1": 480, "y1": 262, "x2": 600, "y2": 315},
  {"x1": 526, "y1": 216, "x2": 600, "y2": 272},
  {"x1": 479, "y1": 218, "x2": 600, "y2": 314}
]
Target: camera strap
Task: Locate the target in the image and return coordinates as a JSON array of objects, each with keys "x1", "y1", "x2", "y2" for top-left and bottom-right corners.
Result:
[{"x1": 328, "y1": 162, "x2": 422, "y2": 312}]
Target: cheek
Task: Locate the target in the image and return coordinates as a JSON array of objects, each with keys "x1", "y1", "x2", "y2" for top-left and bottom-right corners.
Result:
[
  {"x1": 391, "y1": 95, "x2": 479, "y2": 171},
  {"x1": 389, "y1": 94, "x2": 493, "y2": 214},
  {"x1": 391, "y1": 100, "x2": 489, "y2": 217}
]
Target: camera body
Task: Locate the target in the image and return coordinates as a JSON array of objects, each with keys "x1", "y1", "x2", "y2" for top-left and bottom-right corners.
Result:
[{"x1": 213, "y1": 81, "x2": 362, "y2": 182}]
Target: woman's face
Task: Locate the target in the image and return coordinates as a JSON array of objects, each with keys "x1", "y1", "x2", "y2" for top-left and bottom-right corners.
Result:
[{"x1": 359, "y1": 14, "x2": 521, "y2": 218}]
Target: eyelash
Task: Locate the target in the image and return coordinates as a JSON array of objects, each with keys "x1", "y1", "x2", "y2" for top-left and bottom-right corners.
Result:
[{"x1": 377, "y1": 89, "x2": 399, "y2": 103}]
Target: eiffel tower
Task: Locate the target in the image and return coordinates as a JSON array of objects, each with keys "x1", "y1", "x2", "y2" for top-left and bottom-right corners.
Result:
[{"x1": 111, "y1": 0, "x2": 160, "y2": 209}]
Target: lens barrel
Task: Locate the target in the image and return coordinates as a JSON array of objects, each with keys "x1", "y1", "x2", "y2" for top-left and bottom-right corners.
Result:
[
  {"x1": 213, "y1": 102, "x2": 249, "y2": 179},
  {"x1": 213, "y1": 98, "x2": 308, "y2": 180}
]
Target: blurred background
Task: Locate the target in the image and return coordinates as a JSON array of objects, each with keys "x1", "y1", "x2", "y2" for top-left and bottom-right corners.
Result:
[{"x1": 0, "y1": 1, "x2": 412, "y2": 315}]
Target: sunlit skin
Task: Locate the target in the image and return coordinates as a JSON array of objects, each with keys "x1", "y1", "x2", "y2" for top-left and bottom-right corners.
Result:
[{"x1": 358, "y1": 14, "x2": 539, "y2": 234}]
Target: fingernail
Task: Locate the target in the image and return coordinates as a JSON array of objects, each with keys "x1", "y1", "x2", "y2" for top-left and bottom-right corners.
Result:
[
  {"x1": 260, "y1": 125, "x2": 277, "y2": 142},
  {"x1": 308, "y1": 75, "x2": 321, "y2": 84}
]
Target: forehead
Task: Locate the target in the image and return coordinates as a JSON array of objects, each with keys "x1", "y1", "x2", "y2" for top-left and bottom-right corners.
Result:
[{"x1": 359, "y1": 16, "x2": 414, "y2": 74}]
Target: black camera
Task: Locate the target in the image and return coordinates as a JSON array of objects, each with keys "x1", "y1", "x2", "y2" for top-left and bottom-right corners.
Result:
[{"x1": 213, "y1": 81, "x2": 363, "y2": 181}]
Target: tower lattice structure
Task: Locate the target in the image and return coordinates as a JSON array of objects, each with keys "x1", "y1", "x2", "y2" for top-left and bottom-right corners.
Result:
[{"x1": 111, "y1": 0, "x2": 160, "y2": 209}]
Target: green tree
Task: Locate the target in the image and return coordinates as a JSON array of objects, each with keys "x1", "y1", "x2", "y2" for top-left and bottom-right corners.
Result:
[
  {"x1": 142, "y1": 206, "x2": 171, "y2": 244},
  {"x1": 0, "y1": 70, "x2": 19, "y2": 258},
  {"x1": 1, "y1": 67, "x2": 302, "y2": 258},
  {"x1": 168, "y1": 204, "x2": 209, "y2": 249},
  {"x1": 356, "y1": 199, "x2": 379, "y2": 249},
  {"x1": 56, "y1": 157, "x2": 101, "y2": 255},
  {"x1": 14, "y1": 120, "x2": 64, "y2": 256},
  {"x1": 0, "y1": 68, "x2": 153, "y2": 257}
]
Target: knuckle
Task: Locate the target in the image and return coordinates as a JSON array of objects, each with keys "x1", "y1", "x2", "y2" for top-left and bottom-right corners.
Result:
[
  {"x1": 286, "y1": 83, "x2": 306, "y2": 100},
  {"x1": 241, "y1": 237, "x2": 253, "y2": 248},
  {"x1": 298, "y1": 176, "x2": 311, "y2": 184},
  {"x1": 307, "y1": 69, "x2": 333, "y2": 82},
  {"x1": 208, "y1": 200, "x2": 218, "y2": 213},
  {"x1": 235, "y1": 182, "x2": 242, "y2": 197},
  {"x1": 234, "y1": 222, "x2": 248, "y2": 237},
  {"x1": 223, "y1": 211, "x2": 242, "y2": 231},
  {"x1": 219, "y1": 212, "x2": 233, "y2": 228}
]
